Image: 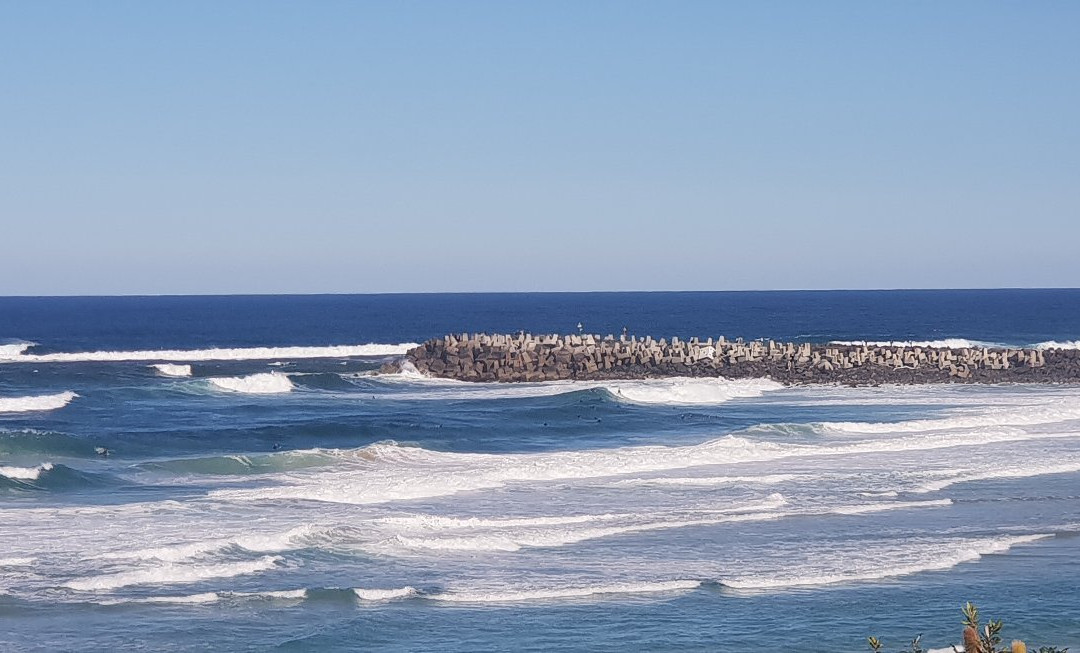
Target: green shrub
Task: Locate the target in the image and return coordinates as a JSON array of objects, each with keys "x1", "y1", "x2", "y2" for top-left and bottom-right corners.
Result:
[{"x1": 867, "y1": 603, "x2": 1068, "y2": 653}]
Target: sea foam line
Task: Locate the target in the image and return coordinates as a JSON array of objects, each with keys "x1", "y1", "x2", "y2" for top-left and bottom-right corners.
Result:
[
  {"x1": 94, "y1": 589, "x2": 308, "y2": 605},
  {"x1": 426, "y1": 580, "x2": 701, "y2": 603},
  {"x1": 720, "y1": 534, "x2": 1051, "y2": 590},
  {"x1": 65, "y1": 556, "x2": 282, "y2": 591},
  {"x1": 913, "y1": 461, "x2": 1080, "y2": 493},
  {"x1": 0, "y1": 343, "x2": 417, "y2": 364},
  {"x1": 383, "y1": 498, "x2": 950, "y2": 554},
  {"x1": 0, "y1": 392, "x2": 78, "y2": 413},
  {"x1": 821, "y1": 396, "x2": 1080, "y2": 434},
  {"x1": 97, "y1": 524, "x2": 324, "y2": 563}
]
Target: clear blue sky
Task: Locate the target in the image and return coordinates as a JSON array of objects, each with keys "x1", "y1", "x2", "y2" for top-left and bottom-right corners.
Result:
[{"x1": 2, "y1": 1, "x2": 1077, "y2": 294}]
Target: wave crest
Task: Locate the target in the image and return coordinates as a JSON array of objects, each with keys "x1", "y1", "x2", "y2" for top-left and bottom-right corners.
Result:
[
  {"x1": 606, "y1": 378, "x2": 783, "y2": 405},
  {"x1": 0, "y1": 391, "x2": 78, "y2": 413},
  {"x1": 353, "y1": 587, "x2": 418, "y2": 601},
  {"x1": 208, "y1": 372, "x2": 294, "y2": 394},
  {"x1": 0, "y1": 463, "x2": 54, "y2": 480},
  {"x1": 427, "y1": 580, "x2": 701, "y2": 603},
  {"x1": 152, "y1": 363, "x2": 192, "y2": 377},
  {"x1": 65, "y1": 555, "x2": 282, "y2": 591}
]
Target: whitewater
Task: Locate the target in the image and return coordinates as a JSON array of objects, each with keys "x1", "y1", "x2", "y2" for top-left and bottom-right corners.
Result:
[{"x1": 3, "y1": 290, "x2": 1080, "y2": 651}]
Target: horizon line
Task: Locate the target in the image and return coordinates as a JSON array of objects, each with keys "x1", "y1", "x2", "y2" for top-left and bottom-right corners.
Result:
[{"x1": 1, "y1": 286, "x2": 1078, "y2": 299}]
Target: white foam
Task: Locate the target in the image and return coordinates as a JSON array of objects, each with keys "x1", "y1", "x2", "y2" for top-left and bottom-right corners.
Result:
[
  {"x1": 210, "y1": 417, "x2": 1078, "y2": 506},
  {"x1": 0, "y1": 391, "x2": 77, "y2": 413},
  {"x1": 378, "y1": 375, "x2": 782, "y2": 405},
  {"x1": 391, "y1": 513, "x2": 784, "y2": 553},
  {"x1": 0, "y1": 342, "x2": 34, "y2": 360},
  {"x1": 914, "y1": 461, "x2": 1080, "y2": 493},
  {"x1": 606, "y1": 377, "x2": 783, "y2": 405},
  {"x1": 126, "y1": 592, "x2": 221, "y2": 604},
  {"x1": 392, "y1": 360, "x2": 429, "y2": 380},
  {"x1": 828, "y1": 499, "x2": 952, "y2": 514},
  {"x1": 1, "y1": 343, "x2": 417, "y2": 364},
  {"x1": 427, "y1": 580, "x2": 701, "y2": 603},
  {"x1": 98, "y1": 589, "x2": 308, "y2": 605},
  {"x1": 1035, "y1": 340, "x2": 1080, "y2": 350},
  {"x1": 0, "y1": 462, "x2": 53, "y2": 480},
  {"x1": 377, "y1": 496, "x2": 948, "y2": 554},
  {"x1": 0, "y1": 557, "x2": 34, "y2": 566},
  {"x1": 353, "y1": 587, "x2": 418, "y2": 601},
  {"x1": 721, "y1": 534, "x2": 1050, "y2": 590},
  {"x1": 829, "y1": 339, "x2": 999, "y2": 349},
  {"x1": 208, "y1": 372, "x2": 294, "y2": 394},
  {"x1": 613, "y1": 474, "x2": 798, "y2": 487},
  {"x1": 65, "y1": 555, "x2": 281, "y2": 591},
  {"x1": 152, "y1": 363, "x2": 192, "y2": 377},
  {"x1": 98, "y1": 524, "x2": 323, "y2": 563},
  {"x1": 823, "y1": 397, "x2": 1080, "y2": 434},
  {"x1": 378, "y1": 512, "x2": 631, "y2": 531}
]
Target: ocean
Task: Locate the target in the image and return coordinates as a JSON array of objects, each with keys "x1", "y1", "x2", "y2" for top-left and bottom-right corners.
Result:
[{"x1": 1, "y1": 290, "x2": 1078, "y2": 652}]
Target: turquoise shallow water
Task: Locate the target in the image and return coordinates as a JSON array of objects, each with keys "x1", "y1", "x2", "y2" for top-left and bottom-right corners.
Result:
[{"x1": 1, "y1": 291, "x2": 1079, "y2": 652}]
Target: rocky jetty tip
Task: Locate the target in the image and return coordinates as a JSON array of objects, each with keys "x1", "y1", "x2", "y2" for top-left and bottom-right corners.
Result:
[{"x1": 381, "y1": 333, "x2": 1080, "y2": 385}]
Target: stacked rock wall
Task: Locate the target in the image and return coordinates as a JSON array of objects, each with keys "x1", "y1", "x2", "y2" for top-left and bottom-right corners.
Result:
[{"x1": 401, "y1": 333, "x2": 1080, "y2": 385}]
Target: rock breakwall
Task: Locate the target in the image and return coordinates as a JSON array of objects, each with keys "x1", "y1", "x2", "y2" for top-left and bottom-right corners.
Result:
[{"x1": 400, "y1": 333, "x2": 1080, "y2": 385}]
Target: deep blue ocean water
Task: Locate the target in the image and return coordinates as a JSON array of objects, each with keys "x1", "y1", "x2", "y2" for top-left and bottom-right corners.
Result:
[{"x1": 1, "y1": 290, "x2": 1078, "y2": 652}]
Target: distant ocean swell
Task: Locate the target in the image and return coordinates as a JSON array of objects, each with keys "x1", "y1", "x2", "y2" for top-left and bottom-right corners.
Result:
[{"x1": 0, "y1": 343, "x2": 417, "y2": 363}]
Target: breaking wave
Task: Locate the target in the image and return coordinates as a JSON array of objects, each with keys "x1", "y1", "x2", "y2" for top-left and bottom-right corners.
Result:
[
  {"x1": 97, "y1": 524, "x2": 325, "y2": 563},
  {"x1": 0, "y1": 342, "x2": 34, "y2": 359},
  {"x1": 821, "y1": 397, "x2": 1080, "y2": 434},
  {"x1": 913, "y1": 461, "x2": 1080, "y2": 493},
  {"x1": 92, "y1": 583, "x2": 682, "y2": 606},
  {"x1": 0, "y1": 463, "x2": 53, "y2": 480},
  {"x1": 375, "y1": 376, "x2": 783, "y2": 405},
  {"x1": 353, "y1": 587, "x2": 418, "y2": 601},
  {"x1": 605, "y1": 378, "x2": 783, "y2": 405},
  {"x1": 383, "y1": 498, "x2": 949, "y2": 553},
  {"x1": 95, "y1": 589, "x2": 308, "y2": 605},
  {"x1": 720, "y1": 534, "x2": 1051, "y2": 590},
  {"x1": 829, "y1": 339, "x2": 1000, "y2": 349},
  {"x1": 208, "y1": 372, "x2": 294, "y2": 394},
  {"x1": 0, "y1": 391, "x2": 78, "y2": 413},
  {"x1": 65, "y1": 555, "x2": 282, "y2": 591},
  {"x1": 1035, "y1": 340, "x2": 1080, "y2": 350},
  {"x1": 0, "y1": 343, "x2": 417, "y2": 364},
  {"x1": 427, "y1": 580, "x2": 701, "y2": 603},
  {"x1": 209, "y1": 413, "x2": 1078, "y2": 506},
  {"x1": 137, "y1": 449, "x2": 340, "y2": 476},
  {"x1": 152, "y1": 363, "x2": 192, "y2": 377}
]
